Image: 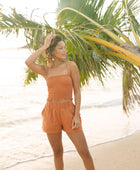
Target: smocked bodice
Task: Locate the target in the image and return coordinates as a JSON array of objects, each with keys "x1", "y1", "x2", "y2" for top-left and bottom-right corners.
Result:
[{"x1": 46, "y1": 74, "x2": 73, "y2": 101}]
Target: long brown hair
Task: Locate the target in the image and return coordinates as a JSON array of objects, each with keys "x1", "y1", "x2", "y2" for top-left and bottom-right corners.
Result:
[{"x1": 45, "y1": 34, "x2": 63, "y2": 63}]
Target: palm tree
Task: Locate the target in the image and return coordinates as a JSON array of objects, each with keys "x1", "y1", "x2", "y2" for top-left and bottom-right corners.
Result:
[{"x1": 0, "y1": 0, "x2": 140, "y2": 114}]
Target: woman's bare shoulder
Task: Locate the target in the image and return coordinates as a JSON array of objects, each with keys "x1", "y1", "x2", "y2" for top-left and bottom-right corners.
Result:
[
  {"x1": 67, "y1": 60, "x2": 78, "y2": 69},
  {"x1": 67, "y1": 60, "x2": 76, "y2": 65}
]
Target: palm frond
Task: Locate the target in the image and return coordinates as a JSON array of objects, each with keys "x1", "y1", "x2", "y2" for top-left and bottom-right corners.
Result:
[
  {"x1": 122, "y1": 0, "x2": 140, "y2": 46},
  {"x1": 57, "y1": 7, "x2": 124, "y2": 44},
  {"x1": 82, "y1": 36, "x2": 140, "y2": 66},
  {"x1": 123, "y1": 63, "x2": 140, "y2": 114},
  {"x1": 114, "y1": 27, "x2": 134, "y2": 45}
]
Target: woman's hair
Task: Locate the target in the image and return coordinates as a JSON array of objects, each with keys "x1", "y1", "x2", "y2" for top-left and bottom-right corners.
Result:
[{"x1": 45, "y1": 34, "x2": 63, "y2": 62}]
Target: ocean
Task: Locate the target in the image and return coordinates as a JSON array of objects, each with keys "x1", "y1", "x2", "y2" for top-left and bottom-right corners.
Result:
[{"x1": 0, "y1": 48, "x2": 140, "y2": 169}]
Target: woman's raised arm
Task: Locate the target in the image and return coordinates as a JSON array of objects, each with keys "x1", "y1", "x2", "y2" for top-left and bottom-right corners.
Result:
[{"x1": 25, "y1": 34, "x2": 53, "y2": 75}]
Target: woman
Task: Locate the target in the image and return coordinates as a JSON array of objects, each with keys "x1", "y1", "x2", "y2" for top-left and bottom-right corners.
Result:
[{"x1": 25, "y1": 34, "x2": 95, "y2": 170}]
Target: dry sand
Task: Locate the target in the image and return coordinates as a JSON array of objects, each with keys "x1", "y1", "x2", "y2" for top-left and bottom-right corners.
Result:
[{"x1": 6, "y1": 130, "x2": 140, "y2": 170}]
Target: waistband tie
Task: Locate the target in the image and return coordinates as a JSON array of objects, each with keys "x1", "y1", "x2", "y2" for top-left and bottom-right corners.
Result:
[{"x1": 47, "y1": 98, "x2": 73, "y2": 103}]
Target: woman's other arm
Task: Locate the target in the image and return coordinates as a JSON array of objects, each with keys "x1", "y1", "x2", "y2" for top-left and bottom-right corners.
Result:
[{"x1": 70, "y1": 61, "x2": 81, "y2": 117}]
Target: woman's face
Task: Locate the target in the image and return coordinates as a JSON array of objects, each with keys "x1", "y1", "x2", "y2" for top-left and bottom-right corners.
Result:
[{"x1": 52, "y1": 41, "x2": 67, "y2": 60}]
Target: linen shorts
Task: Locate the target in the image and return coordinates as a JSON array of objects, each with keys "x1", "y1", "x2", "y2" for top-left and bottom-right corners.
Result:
[{"x1": 41, "y1": 100, "x2": 82, "y2": 134}]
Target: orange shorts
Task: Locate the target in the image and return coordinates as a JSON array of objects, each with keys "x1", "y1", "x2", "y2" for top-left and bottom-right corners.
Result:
[{"x1": 41, "y1": 100, "x2": 82, "y2": 134}]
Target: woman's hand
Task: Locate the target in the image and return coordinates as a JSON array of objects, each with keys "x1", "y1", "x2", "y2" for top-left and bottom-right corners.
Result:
[
  {"x1": 44, "y1": 33, "x2": 54, "y2": 49},
  {"x1": 72, "y1": 115, "x2": 81, "y2": 129}
]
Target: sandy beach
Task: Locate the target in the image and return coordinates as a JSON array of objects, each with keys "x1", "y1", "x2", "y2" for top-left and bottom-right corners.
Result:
[{"x1": 5, "y1": 130, "x2": 140, "y2": 170}]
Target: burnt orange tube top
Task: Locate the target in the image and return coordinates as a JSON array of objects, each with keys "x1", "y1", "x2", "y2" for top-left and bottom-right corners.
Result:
[{"x1": 46, "y1": 74, "x2": 73, "y2": 101}]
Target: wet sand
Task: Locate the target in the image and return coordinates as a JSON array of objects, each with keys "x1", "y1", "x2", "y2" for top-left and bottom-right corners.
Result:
[{"x1": 7, "y1": 130, "x2": 140, "y2": 170}]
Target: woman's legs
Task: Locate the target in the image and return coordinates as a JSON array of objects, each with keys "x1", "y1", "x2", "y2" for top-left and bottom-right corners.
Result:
[
  {"x1": 46, "y1": 132, "x2": 64, "y2": 170},
  {"x1": 66, "y1": 130, "x2": 95, "y2": 170}
]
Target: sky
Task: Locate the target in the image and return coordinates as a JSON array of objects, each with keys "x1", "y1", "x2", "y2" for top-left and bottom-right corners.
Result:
[{"x1": 0, "y1": 0, "x2": 59, "y2": 48}]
